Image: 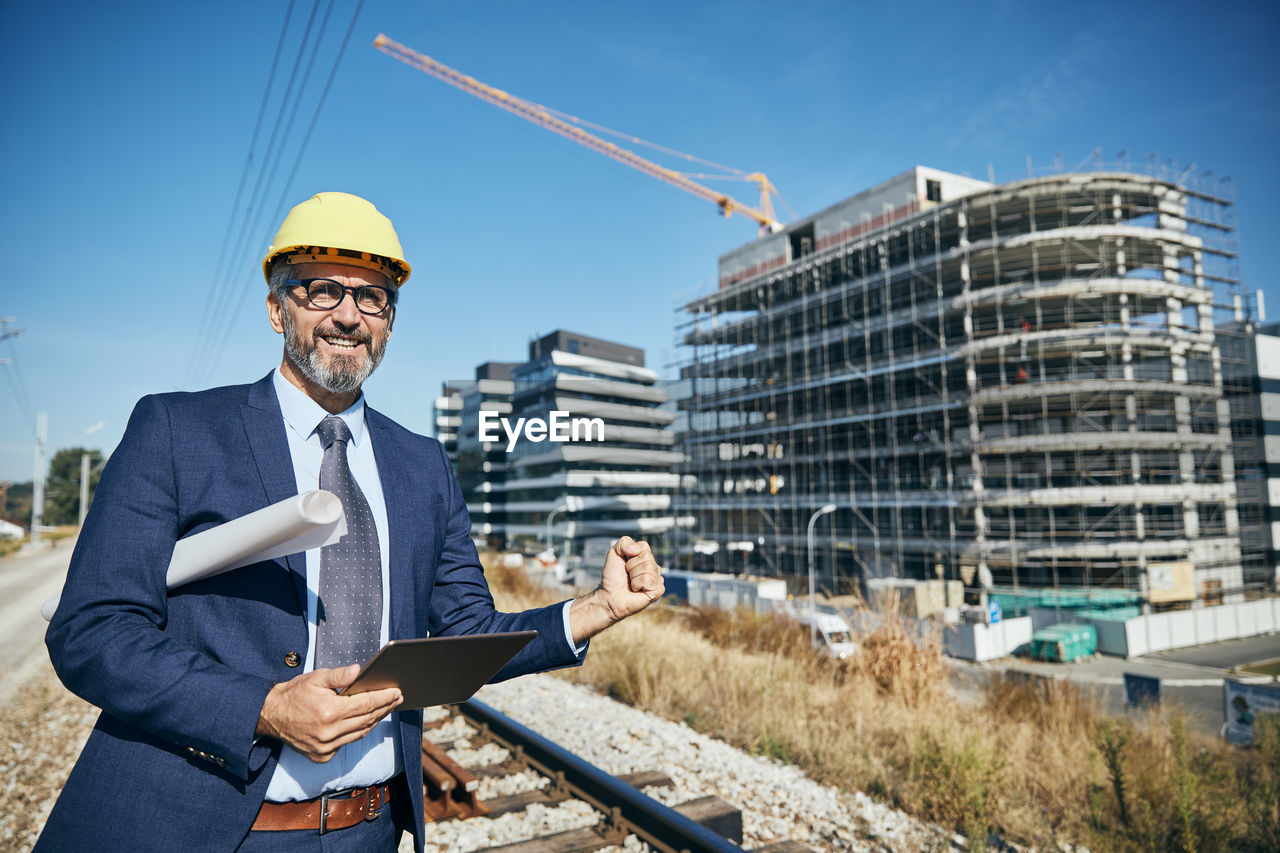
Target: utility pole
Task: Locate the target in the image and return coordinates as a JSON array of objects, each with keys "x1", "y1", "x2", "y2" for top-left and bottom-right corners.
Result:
[
  {"x1": 2, "y1": 319, "x2": 34, "y2": 539},
  {"x1": 79, "y1": 421, "x2": 105, "y2": 527},
  {"x1": 79, "y1": 454, "x2": 90, "y2": 528},
  {"x1": 32, "y1": 412, "x2": 46, "y2": 544},
  {"x1": 2, "y1": 319, "x2": 23, "y2": 530}
]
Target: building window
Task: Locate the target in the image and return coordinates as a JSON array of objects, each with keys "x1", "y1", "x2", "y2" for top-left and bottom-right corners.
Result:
[{"x1": 926, "y1": 179, "x2": 942, "y2": 202}]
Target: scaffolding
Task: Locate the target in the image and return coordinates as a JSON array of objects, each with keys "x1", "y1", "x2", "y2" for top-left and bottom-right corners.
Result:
[{"x1": 675, "y1": 159, "x2": 1258, "y2": 603}]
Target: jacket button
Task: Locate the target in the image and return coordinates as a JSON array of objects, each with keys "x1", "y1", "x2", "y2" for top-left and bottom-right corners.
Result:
[{"x1": 284, "y1": 651, "x2": 301, "y2": 667}]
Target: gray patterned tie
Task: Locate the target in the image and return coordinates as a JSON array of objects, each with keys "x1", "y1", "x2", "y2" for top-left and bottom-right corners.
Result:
[{"x1": 314, "y1": 415, "x2": 383, "y2": 669}]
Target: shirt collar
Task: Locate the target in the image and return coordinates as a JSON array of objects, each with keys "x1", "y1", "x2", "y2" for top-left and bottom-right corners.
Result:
[{"x1": 272, "y1": 368, "x2": 367, "y2": 447}]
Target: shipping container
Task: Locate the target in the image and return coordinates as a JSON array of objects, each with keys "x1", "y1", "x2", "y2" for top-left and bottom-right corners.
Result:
[{"x1": 1029, "y1": 623, "x2": 1097, "y2": 662}]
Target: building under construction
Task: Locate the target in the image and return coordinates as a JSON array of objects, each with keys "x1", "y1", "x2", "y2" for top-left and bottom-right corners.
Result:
[{"x1": 676, "y1": 163, "x2": 1255, "y2": 604}]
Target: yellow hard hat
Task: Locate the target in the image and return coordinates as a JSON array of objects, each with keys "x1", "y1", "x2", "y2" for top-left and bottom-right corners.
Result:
[{"x1": 263, "y1": 191, "x2": 411, "y2": 286}]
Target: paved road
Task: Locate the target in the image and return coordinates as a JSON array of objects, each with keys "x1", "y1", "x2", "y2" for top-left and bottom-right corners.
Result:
[
  {"x1": 950, "y1": 637, "x2": 1280, "y2": 737},
  {"x1": 0, "y1": 539, "x2": 74, "y2": 698},
  {"x1": 1148, "y1": 633, "x2": 1280, "y2": 669}
]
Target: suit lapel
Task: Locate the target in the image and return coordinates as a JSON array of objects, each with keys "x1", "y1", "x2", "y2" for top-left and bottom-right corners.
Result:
[
  {"x1": 368, "y1": 409, "x2": 416, "y2": 641},
  {"x1": 243, "y1": 373, "x2": 309, "y2": 612}
]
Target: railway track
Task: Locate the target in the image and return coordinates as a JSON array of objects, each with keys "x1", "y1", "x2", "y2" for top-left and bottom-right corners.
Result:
[{"x1": 420, "y1": 700, "x2": 812, "y2": 853}]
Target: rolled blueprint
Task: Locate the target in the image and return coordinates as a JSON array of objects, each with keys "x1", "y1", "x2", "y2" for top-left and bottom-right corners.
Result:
[{"x1": 41, "y1": 489, "x2": 346, "y2": 621}]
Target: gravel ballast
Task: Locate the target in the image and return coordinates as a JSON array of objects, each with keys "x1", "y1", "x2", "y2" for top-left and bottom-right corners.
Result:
[{"x1": 409, "y1": 673, "x2": 964, "y2": 853}]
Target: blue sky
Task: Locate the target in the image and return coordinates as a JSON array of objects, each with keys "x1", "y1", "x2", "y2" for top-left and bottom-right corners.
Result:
[{"x1": 2, "y1": 0, "x2": 1277, "y2": 483}]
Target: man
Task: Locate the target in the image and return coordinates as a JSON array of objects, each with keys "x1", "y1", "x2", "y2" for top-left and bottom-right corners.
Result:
[{"x1": 38, "y1": 192, "x2": 663, "y2": 852}]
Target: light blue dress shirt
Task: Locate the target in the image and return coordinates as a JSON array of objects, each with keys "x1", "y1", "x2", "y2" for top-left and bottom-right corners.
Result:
[{"x1": 266, "y1": 370, "x2": 399, "y2": 800}]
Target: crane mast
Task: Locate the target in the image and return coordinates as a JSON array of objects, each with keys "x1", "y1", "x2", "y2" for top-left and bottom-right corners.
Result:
[{"x1": 374, "y1": 35, "x2": 783, "y2": 234}]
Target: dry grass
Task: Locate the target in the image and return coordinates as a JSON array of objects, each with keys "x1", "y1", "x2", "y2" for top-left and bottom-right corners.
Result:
[{"x1": 485, "y1": 561, "x2": 1280, "y2": 851}]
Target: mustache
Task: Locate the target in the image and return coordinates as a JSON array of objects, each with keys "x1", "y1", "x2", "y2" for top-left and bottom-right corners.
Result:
[{"x1": 313, "y1": 325, "x2": 373, "y2": 346}]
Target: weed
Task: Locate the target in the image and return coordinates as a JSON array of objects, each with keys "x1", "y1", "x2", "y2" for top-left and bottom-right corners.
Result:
[
  {"x1": 1097, "y1": 719, "x2": 1131, "y2": 829},
  {"x1": 682, "y1": 708, "x2": 714, "y2": 733},
  {"x1": 686, "y1": 606, "x2": 813, "y2": 660},
  {"x1": 1171, "y1": 715, "x2": 1198, "y2": 853},
  {"x1": 909, "y1": 729, "x2": 1004, "y2": 850},
  {"x1": 751, "y1": 732, "x2": 793, "y2": 764},
  {"x1": 1241, "y1": 712, "x2": 1280, "y2": 852}
]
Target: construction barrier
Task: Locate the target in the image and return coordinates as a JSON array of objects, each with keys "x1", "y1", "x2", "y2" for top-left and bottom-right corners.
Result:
[
  {"x1": 1030, "y1": 598, "x2": 1280, "y2": 658},
  {"x1": 942, "y1": 616, "x2": 1033, "y2": 662}
]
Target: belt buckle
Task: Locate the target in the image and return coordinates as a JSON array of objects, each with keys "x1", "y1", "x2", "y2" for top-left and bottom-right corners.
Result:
[
  {"x1": 318, "y1": 784, "x2": 382, "y2": 833},
  {"x1": 318, "y1": 790, "x2": 339, "y2": 836}
]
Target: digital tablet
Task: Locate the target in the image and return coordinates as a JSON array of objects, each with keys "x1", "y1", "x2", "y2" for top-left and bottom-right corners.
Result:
[{"x1": 341, "y1": 630, "x2": 537, "y2": 709}]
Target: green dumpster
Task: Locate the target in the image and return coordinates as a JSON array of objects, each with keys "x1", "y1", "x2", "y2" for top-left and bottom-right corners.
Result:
[{"x1": 1029, "y1": 623, "x2": 1097, "y2": 663}]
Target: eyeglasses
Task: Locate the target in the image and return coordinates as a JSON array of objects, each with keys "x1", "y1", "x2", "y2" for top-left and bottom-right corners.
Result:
[{"x1": 285, "y1": 278, "x2": 397, "y2": 316}]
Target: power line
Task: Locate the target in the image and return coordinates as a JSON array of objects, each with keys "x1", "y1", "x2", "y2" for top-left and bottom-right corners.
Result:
[
  {"x1": 271, "y1": 0, "x2": 370, "y2": 248},
  {"x1": 185, "y1": 0, "x2": 300, "y2": 388},
  {"x1": 2, "y1": 328, "x2": 36, "y2": 434},
  {"x1": 189, "y1": 0, "x2": 326, "y2": 384},
  {"x1": 204, "y1": 0, "x2": 369, "y2": 380},
  {"x1": 198, "y1": 0, "x2": 342, "y2": 383},
  {"x1": 188, "y1": 0, "x2": 327, "y2": 385}
]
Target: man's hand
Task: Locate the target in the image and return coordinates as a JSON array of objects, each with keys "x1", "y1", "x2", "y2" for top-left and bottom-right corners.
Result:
[
  {"x1": 569, "y1": 536, "x2": 664, "y2": 645},
  {"x1": 255, "y1": 664, "x2": 402, "y2": 763}
]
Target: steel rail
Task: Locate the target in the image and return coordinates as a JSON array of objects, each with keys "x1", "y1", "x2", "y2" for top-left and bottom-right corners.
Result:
[{"x1": 461, "y1": 699, "x2": 743, "y2": 853}]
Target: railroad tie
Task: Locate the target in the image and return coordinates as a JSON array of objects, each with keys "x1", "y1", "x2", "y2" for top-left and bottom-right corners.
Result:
[
  {"x1": 480, "y1": 813, "x2": 630, "y2": 853},
  {"x1": 422, "y1": 738, "x2": 489, "y2": 821},
  {"x1": 616, "y1": 770, "x2": 674, "y2": 789},
  {"x1": 673, "y1": 796, "x2": 744, "y2": 845},
  {"x1": 482, "y1": 770, "x2": 572, "y2": 818}
]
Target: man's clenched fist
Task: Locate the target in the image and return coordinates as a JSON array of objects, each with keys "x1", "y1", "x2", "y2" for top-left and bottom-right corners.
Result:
[{"x1": 568, "y1": 536, "x2": 664, "y2": 645}]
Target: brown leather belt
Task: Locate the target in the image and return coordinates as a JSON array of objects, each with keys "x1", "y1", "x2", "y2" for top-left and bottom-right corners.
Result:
[{"x1": 253, "y1": 781, "x2": 393, "y2": 834}]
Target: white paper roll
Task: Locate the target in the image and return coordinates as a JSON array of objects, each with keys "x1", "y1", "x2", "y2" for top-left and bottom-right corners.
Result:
[{"x1": 41, "y1": 490, "x2": 346, "y2": 622}]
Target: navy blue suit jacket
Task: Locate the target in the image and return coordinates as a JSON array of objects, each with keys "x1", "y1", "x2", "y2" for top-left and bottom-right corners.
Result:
[{"x1": 38, "y1": 373, "x2": 580, "y2": 852}]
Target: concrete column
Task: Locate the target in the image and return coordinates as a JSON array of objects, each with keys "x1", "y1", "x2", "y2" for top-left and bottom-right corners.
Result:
[
  {"x1": 1218, "y1": 392, "x2": 1240, "y2": 537},
  {"x1": 1164, "y1": 247, "x2": 1181, "y2": 284},
  {"x1": 1175, "y1": 395, "x2": 1192, "y2": 438},
  {"x1": 1198, "y1": 301, "x2": 1214, "y2": 335},
  {"x1": 974, "y1": 506, "x2": 988, "y2": 537},
  {"x1": 1176, "y1": 385, "x2": 1196, "y2": 544},
  {"x1": 1183, "y1": 500, "x2": 1200, "y2": 538}
]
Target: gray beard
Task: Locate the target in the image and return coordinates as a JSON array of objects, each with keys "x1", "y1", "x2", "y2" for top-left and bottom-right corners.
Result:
[{"x1": 281, "y1": 308, "x2": 386, "y2": 394}]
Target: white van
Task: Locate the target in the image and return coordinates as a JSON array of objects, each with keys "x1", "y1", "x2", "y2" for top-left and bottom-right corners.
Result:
[{"x1": 794, "y1": 611, "x2": 858, "y2": 659}]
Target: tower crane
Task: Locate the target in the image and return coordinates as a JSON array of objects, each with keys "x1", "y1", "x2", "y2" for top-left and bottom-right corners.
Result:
[{"x1": 373, "y1": 35, "x2": 784, "y2": 235}]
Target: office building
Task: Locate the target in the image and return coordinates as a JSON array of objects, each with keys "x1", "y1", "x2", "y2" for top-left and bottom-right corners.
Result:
[
  {"x1": 1222, "y1": 318, "x2": 1280, "y2": 591},
  {"x1": 443, "y1": 332, "x2": 684, "y2": 556}
]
